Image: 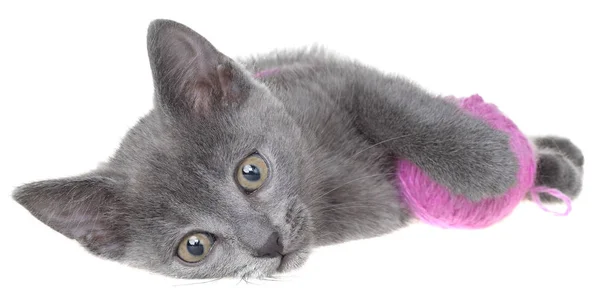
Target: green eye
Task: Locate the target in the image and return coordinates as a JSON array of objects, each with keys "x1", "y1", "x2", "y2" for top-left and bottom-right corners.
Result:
[
  {"x1": 177, "y1": 232, "x2": 214, "y2": 263},
  {"x1": 236, "y1": 154, "x2": 269, "y2": 192}
]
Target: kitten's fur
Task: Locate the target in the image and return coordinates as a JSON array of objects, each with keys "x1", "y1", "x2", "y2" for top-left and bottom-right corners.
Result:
[{"x1": 13, "y1": 20, "x2": 584, "y2": 279}]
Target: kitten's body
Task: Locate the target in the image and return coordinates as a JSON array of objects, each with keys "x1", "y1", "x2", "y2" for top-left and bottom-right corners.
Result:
[
  {"x1": 13, "y1": 20, "x2": 583, "y2": 279},
  {"x1": 243, "y1": 48, "x2": 414, "y2": 246}
]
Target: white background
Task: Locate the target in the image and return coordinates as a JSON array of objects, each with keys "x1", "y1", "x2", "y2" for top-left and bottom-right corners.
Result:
[{"x1": 1, "y1": 1, "x2": 598, "y2": 298}]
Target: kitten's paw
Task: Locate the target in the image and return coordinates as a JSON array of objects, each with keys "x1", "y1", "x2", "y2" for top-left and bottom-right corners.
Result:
[
  {"x1": 422, "y1": 132, "x2": 519, "y2": 202},
  {"x1": 534, "y1": 137, "x2": 584, "y2": 202},
  {"x1": 449, "y1": 147, "x2": 519, "y2": 201},
  {"x1": 534, "y1": 136, "x2": 584, "y2": 167}
]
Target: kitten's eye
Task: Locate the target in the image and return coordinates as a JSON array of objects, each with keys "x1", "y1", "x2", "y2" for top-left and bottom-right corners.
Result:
[
  {"x1": 236, "y1": 154, "x2": 269, "y2": 192},
  {"x1": 177, "y1": 232, "x2": 215, "y2": 263}
]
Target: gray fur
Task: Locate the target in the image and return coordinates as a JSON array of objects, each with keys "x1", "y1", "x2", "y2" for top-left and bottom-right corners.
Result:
[
  {"x1": 12, "y1": 20, "x2": 584, "y2": 279},
  {"x1": 533, "y1": 137, "x2": 584, "y2": 202}
]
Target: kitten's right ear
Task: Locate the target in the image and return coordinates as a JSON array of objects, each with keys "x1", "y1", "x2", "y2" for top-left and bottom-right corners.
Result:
[
  {"x1": 147, "y1": 19, "x2": 250, "y2": 119},
  {"x1": 12, "y1": 175, "x2": 128, "y2": 259}
]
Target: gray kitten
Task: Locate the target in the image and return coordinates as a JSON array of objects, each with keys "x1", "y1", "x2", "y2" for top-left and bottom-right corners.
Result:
[{"x1": 13, "y1": 20, "x2": 584, "y2": 279}]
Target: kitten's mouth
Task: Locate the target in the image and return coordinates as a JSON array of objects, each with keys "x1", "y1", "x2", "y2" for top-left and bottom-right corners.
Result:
[
  {"x1": 276, "y1": 254, "x2": 293, "y2": 272},
  {"x1": 276, "y1": 249, "x2": 309, "y2": 273}
]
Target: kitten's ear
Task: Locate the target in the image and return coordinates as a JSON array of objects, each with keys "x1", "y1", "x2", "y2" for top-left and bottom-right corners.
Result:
[
  {"x1": 12, "y1": 175, "x2": 127, "y2": 259},
  {"x1": 147, "y1": 19, "x2": 249, "y2": 118}
]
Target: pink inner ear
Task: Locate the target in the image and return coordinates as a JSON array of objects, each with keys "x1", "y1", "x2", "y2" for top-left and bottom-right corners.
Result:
[
  {"x1": 39, "y1": 198, "x2": 107, "y2": 240},
  {"x1": 65, "y1": 219, "x2": 102, "y2": 239},
  {"x1": 217, "y1": 64, "x2": 235, "y2": 98},
  {"x1": 41, "y1": 200, "x2": 124, "y2": 257},
  {"x1": 150, "y1": 20, "x2": 243, "y2": 117},
  {"x1": 191, "y1": 63, "x2": 245, "y2": 115},
  {"x1": 14, "y1": 176, "x2": 121, "y2": 245},
  {"x1": 191, "y1": 81, "x2": 214, "y2": 115}
]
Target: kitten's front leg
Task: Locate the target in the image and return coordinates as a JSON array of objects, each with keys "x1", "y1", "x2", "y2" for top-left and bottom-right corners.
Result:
[{"x1": 349, "y1": 75, "x2": 519, "y2": 201}]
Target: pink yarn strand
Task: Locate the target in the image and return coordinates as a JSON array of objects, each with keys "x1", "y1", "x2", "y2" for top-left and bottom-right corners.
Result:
[
  {"x1": 254, "y1": 68, "x2": 279, "y2": 78},
  {"x1": 529, "y1": 186, "x2": 572, "y2": 216}
]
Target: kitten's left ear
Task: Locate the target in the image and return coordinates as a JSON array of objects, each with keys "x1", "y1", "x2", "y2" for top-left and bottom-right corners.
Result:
[
  {"x1": 147, "y1": 19, "x2": 250, "y2": 118},
  {"x1": 12, "y1": 175, "x2": 127, "y2": 259}
]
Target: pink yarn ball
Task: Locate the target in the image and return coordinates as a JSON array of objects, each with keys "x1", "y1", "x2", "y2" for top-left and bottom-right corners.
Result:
[{"x1": 397, "y1": 94, "x2": 536, "y2": 229}]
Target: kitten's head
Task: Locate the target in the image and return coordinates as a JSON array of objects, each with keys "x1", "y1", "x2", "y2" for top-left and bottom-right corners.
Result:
[{"x1": 13, "y1": 20, "x2": 317, "y2": 279}]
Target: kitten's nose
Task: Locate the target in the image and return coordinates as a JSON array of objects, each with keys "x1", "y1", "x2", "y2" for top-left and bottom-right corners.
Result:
[{"x1": 254, "y1": 232, "x2": 283, "y2": 258}]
